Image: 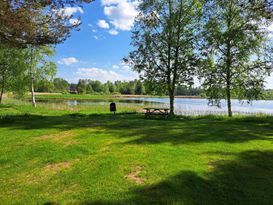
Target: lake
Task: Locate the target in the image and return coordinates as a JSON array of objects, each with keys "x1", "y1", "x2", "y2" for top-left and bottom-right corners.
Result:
[{"x1": 35, "y1": 97, "x2": 273, "y2": 115}]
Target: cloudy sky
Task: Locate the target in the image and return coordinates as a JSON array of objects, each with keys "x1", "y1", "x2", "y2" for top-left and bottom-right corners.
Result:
[
  {"x1": 54, "y1": 0, "x2": 139, "y2": 83},
  {"x1": 54, "y1": 0, "x2": 273, "y2": 88}
]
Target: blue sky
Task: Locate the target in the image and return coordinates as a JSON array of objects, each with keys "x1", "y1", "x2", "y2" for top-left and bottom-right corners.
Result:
[
  {"x1": 54, "y1": 0, "x2": 139, "y2": 83},
  {"x1": 53, "y1": 0, "x2": 273, "y2": 88}
]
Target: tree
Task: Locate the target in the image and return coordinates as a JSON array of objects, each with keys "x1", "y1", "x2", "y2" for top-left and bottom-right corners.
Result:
[
  {"x1": 69, "y1": 83, "x2": 77, "y2": 94},
  {"x1": 135, "y1": 80, "x2": 145, "y2": 95},
  {"x1": 106, "y1": 81, "x2": 116, "y2": 93},
  {"x1": 125, "y1": 0, "x2": 202, "y2": 114},
  {"x1": 264, "y1": 41, "x2": 273, "y2": 73},
  {"x1": 53, "y1": 78, "x2": 69, "y2": 93},
  {"x1": 119, "y1": 82, "x2": 131, "y2": 94},
  {"x1": 36, "y1": 79, "x2": 54, "y2": 92},
  {"x1": 86, "y1": 80, "x2": 94, "y2": 94},
  {"x1": 143, "y1": 80, "x2": 167, "y2": 96},
  {"x1": 77, "y1": 79, "x2": 87, "y2": 94},
  {"x1": 92, "y1": 80, "x2": 104, "y2": 93},
  {"x1": 0, "y1": 48, "x2": 28, "y2": 103},
  {"x1": 0, "y1": 0, "x2": 92, "y2": 48},
  {"x1": 103, "y1": 84, "x2": 110, "y2": 94},
  {"x1": 114, "y1": 81, "x2": 122, "y2": 94},
  {"x1": 242, "y1": 0, "x2": 273, "y2": 18},
  {"x1": 27, "y1": 46, "x2": 57, "y2": 107},
  {"x1": 200, "y1": 0, "x2": 272, "y2": 117}
]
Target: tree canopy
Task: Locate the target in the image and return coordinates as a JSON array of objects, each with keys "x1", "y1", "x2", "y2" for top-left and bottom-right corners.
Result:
[
  {"x1": 0, "y1": 46, "x2": 57, "y2": 104},
  {"x1": 199, "y1": 0, "x2": 273, "y2": 117},
  {"x1": 0, "y1": 48, "x2": 28, "y2": 103},
  {"x1": 125, "y1": 0, "x2": 203, "y2": 114},
  {"x1": 0, "y1": 0, "x2": 92, "y2": 47}
]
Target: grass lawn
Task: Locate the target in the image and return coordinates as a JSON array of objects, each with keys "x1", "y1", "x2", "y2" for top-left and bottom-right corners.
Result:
[{"x1": 1, "y1": 101, "x2": 273, "y2": 204}]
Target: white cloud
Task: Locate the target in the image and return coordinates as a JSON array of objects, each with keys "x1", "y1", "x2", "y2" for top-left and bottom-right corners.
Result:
[
  {"x1": 120, "y1": 61, "x2": 132, "y2": 70},
  {"x1": 58, "y1": 7, "x2": 84, "y2": 17},
  {"x1": 58, "y1": 57, "x2": 78, "y2": 66},
  {"x1": 109, "y1": 29, "x2": 119, "y2": 35},
  {"x1": 93, "y1": 35, "x2": 105, "y2": 40},
  {"x1": 88, "y1": 24, "x2": 98, "y2": 33},
  {"x1": 69, "y1": 18, "x2": 81, "y2": 25},
  {"x1": 75, "y1": 67, "x2": 138, "y2": 82},
  {"x1": 112, "y1": 65, "x2": 119, "y2": 69},
  {"x1": 265, "y1": 75, "x2": 273, "y2": 89},
  {"x1": 102, "y1": 0, "x2": 138, "y2": 31},
  {"x1": 101, "y1": 0, "x2": 122, "y2": 6},
  {"x1": 97, "y1": 19, "x2": 110, "y2": 29},
  {"x1": 268, "y1": 23, "x2": 273, "y2": 38},
  {"x1": 268, "y1": 23, "x2": 273, "y2": 32},
  {"x1": 122, "y1": 65, "x2": 131, "y2": 71}
]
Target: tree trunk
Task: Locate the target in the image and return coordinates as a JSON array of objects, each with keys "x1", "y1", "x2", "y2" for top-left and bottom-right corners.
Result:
[
  {"x1": 166, "y1": 0, "x2": 173, "y2": 115},
  {"x1": 0, "y1": 86, "x2": 4, "y2": 104},
  {"x1": 31, "y1": 77, "x2": 36, "y2": 107},
  {"x1": 30, "y1": 47, "x2": 36, "y2": 107},
  {"x1": 0, "y1": 68, "x2": 6, "y2": 104},
  {"x1": 226, "y1": 84, "x2": 232, "y2": 117},
  {"x1": 169, "y1": 89, "x2": 175, "y2": 115},
  {"x1": 226, "y1": 2, "x2": 232, "y2": 117}
]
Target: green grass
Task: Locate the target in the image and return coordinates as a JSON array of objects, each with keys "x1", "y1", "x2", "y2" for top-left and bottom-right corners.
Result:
[{"x1": 1, "y1": 100, "x2": 273, "y2": 204}]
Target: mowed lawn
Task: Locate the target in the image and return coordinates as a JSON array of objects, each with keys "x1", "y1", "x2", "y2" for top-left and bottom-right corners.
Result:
[{"x1": 1, "y1": 103, "x2": 273, "y2": 204}]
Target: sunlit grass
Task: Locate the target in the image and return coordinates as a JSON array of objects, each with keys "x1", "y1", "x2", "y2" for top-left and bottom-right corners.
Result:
[
  {"x1": 1, "y1": 99, "x2": 273, "y2": 204},
  {"x1": 0, "y1": 97, "x2": 141, "y2": 116}
]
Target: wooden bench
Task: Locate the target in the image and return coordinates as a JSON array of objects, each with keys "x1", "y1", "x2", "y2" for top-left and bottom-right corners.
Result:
[{"x1": 144, "y1": 108, "x2": 170, "y2": 118}]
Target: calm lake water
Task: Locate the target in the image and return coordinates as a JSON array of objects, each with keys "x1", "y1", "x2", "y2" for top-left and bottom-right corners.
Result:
[
  {"x1": 128, "y1": 98, "x2": 273, "y2": 115},
  {"x1": 37, "y1": 98, "x2": 273, "y2": 115}
]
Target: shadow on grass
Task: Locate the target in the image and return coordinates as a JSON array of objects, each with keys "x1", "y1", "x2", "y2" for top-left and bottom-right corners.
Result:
[
  {"x1": 2, "y1": 113, "x2": 273, "y2": 204},
  {"x1": 0, "y1": 113, "x2": 110, "y2": 129},
  {"x1": 96, "y1": 114, "x2": 273, "y2": 145},
  {"x1": 80, "y1": 150, "x2": 273, "y2": 205},
  {"x1": 1, "y1": 113, "x2": 273, "y2": 144},
  {"x1": 0, "y1": 104, "x2": 13, "y2": 108}
]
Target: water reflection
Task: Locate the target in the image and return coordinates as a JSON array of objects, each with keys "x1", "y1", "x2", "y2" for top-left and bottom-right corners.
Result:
[
  {"x1": 35, "y1": 97, "x2": 273, "y2": 115},
  {"x1": 36, "y1": 98, "x2": 160, "y2": 105},
  {"x1": 128, "y1": 98, "x2": 273, "y2": 115}
]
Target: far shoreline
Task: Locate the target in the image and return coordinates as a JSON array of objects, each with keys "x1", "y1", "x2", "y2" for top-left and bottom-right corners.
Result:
[
  {"x1": 31, "y1": 92, "x2": 203, "y2": 99},
  {"x1": 112, "y1": 94, "x2": 202, "y2": 99}
]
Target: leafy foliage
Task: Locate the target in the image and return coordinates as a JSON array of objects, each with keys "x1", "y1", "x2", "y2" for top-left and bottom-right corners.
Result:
[
  {"x1": 0, "y1": 48, "x2": 29, "y2": 102},
  {"x1": 125, "y1": 0, "x2": 203, "y2": 114},
  {"x1": 199, "y1": 0, "x2": 272, "y2": 116},
  {"x1": 0, "y1": 46, "x2": 57, "y2": 102},
  {"x1": 0, "y1": 0, "x2": 92, "y2": 47}
]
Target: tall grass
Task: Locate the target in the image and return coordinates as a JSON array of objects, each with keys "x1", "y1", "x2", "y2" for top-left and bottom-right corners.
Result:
[{"x1": 0, "y1": 97, "x2": 141, "y2": 116}]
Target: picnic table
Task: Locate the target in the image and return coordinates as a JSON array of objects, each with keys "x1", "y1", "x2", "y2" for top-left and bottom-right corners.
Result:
[{"x1": 144, "y1": 107, "x2": 170, "y2": 118}]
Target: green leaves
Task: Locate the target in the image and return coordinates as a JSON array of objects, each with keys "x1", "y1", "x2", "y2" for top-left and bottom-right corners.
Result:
[
  {"x1": 127, "y1": 0, "x2": 203, "y2": 114},
  {"x1": 200, "y1": 0, "x2": 272, "y2": 116},
  {"x1": 0, "y1": 48, "x2": 29, "y2": 100},
  {"x1": 0, "y1": 46, "x2": 57, "y2": 100},
  {"x1": 0, "y1": 0, "x2": 92, "y2": 48}
]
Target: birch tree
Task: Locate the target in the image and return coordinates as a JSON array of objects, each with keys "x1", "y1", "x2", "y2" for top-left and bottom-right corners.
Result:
[
  {"x1": 27, "y1": 46, "x2": 57, "y2": 107},
  {"x1": 200, "y1": 0, "x2": 273, "y2": 117},
  {"x1": 126, "y1": 0, "x2": 203, "y2": 115}
]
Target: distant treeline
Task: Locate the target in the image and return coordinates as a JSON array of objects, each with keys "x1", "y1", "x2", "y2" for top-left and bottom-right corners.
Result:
[
  {"x1": 263, "y1": 90, "x2": 273, "y2": 100},
  {"x1": 36, "y1": 78, "x2": 204, "y2": 96}
]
